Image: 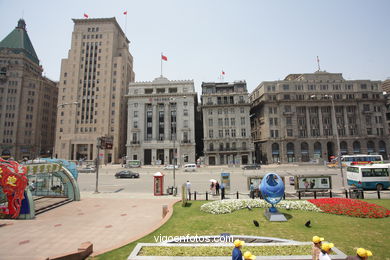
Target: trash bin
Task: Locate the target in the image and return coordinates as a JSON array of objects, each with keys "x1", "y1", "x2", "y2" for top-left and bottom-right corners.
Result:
[
  {"x1": 167, "y1": 186, "x2": 173, "y2": 195},
  {"x1": 173, "y1": 187, "x2": 178, "y2": 196}
]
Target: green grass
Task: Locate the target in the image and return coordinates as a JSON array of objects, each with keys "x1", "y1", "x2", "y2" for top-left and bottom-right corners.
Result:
[
  {"x1": 138, "y1": 245, "x2": 312, "y2": 256},
  {"x1": 93, "y1": 200, "x2": 390, "y2": 260}
]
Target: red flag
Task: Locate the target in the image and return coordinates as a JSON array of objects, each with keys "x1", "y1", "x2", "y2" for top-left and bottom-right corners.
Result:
[
  {"x1": 222, "y1": 71, "x2": 225, "y2": 75},
  {"x1": 124, "y1": 11, "x2": 127, "y2": 15},
  {"x1": 84, "y1": 13, "x2": 89, "y2": 18},
  {"x1": 161, "y1": 54, "x2": 168, "y2": 61}
]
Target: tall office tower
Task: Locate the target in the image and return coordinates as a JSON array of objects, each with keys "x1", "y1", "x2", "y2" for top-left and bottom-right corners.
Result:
[
  {"x1": 0, "y1": 19, "x2": 58, "y2": 160},
  {"x1": 200, "y1": 81, "x2": 254, "y2": 165},
  {"x1": 126, "y1": 77, "x2": 197, "y2": 165},
  {"x1": 250, "y1": 71, "x2": 390, "y2": 164},
  {"x1": 55, "y1": 18, "x2": 135, "y2": 163}
]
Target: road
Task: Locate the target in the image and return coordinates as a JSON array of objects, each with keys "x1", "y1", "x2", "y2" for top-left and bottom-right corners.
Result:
[{"x1": 77, "y1": 164, "x2": 350, "y2": 196}]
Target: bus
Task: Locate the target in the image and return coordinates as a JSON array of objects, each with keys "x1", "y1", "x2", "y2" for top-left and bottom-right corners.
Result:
[
  {"x1": 339, "y1": 154, "x2": 383, "y2": 167},
  {"x1": 346, "y1": 164, "x2": 390, "y2": 190}
]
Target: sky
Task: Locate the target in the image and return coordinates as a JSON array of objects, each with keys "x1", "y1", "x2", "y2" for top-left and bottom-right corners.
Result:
[{"x1": 1, "y1": 0, "x2": 390, "y2": 94}]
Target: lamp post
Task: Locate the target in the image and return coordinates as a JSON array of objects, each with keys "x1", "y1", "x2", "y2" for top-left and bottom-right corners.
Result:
[
  {"x1": 311, "y1": 95, "x2": 345, "y2": 190},
  {"x1": 55, "y1": 102, "x2": 79, "y2": 158},
  {"x1": 325, "y1": 95, "x2": 345, "y2": 190}
]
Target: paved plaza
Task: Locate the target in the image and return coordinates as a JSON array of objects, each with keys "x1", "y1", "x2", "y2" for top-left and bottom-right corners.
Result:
[{"x1": 0, "y1": 163, "x2": 388, "y2": 259}]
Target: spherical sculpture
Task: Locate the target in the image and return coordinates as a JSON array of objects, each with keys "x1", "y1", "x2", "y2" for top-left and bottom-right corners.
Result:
[{"x1": 260, "y1": 173, "x2": 285, "y2": 213}]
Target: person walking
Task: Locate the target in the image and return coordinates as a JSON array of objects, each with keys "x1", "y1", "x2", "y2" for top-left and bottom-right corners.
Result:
[
  {"x1": 249, "y1": 182, "x2": 255, "y2": 199},
  {"x1": 346, "y1": 248, "x2": 373, "y2": 260},
  {"x1": 210, "y1": 182, "x2": 215, "y2": 195},
  {"x1": 312, "y1": 236, "x2": 324, "y2": 260},
  {"x1": 319, "y1": 242, "x2": 334, "y2": 260},
  {"x1": 232, "y1": 239, "x2": 244, "y2": 260},
  {"x1": 186, "y1": 180, "x2": 191, "y2": 197},
  {"x1": 215, "y1": 181, "x2": 220, "y2": 195},
  {"x1": 220, "y1": 182, "x2": 225, "y2": 200}
]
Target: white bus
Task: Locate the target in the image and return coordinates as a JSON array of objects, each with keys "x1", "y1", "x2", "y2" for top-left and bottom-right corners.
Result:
[
  {"x1": 339, "y1": 154, "x2": 383, "y2": 167},
  {"x1": 346, "y1": 164, "x2": 390, "y2": 190}
]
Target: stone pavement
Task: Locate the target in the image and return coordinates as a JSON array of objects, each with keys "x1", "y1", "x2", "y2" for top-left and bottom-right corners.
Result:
[{"x1": 0, "y1": 192, "x2": 179, "y2": 260}]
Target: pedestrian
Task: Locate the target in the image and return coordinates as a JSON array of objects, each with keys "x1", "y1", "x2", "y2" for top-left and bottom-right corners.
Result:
[
  {"x1": 215, "y1": 181, "x2": 220, "y2": 195},
  {"x1": 220, "y1": 182, "x2": 225, "y2": 200},
  {"x1": 319, "y1": 242, "x2": 334, "y2": 260},
  {"x1": 186, "y1": 180, "x2": 191, "y2": 196},
  {"x1": 346, "y1": 248, "x2": 373, "y2": 260},
  {"x1": 249, "y1": 182, "x2": 255, "y2": 199},
  {"x1": 210, "y1": 182, "x2": 215, "y2": 195},
  {"x1": 232, "y1": 239, "x2": 244, "y2": 260},
  {"x1": 243, "y1": 251, "x2": 256, "y2": 260},
  {"x1": 312, "y1": 236, "x2": 324, "y2": 260}
]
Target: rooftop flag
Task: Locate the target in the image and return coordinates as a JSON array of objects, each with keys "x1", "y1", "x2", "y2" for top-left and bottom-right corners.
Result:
[
  {"x1": 124, "y1": 11, "x2": 127, "y2": 15},
  {"x1": 83, "y1": 13, "x2": 89, "y2": 19},
  {"x1": 161, "y1": 54, "x2": 168, "y2": 61}
]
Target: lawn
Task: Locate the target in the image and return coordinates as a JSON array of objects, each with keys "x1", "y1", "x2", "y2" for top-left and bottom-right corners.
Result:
[{"x1": 93, "y1": 199, "x2": 390, "y2": 260}]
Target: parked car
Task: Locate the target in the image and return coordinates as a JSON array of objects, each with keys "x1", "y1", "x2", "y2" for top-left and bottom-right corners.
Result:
[
  {"x1": 115, "y1": 170, "x2": 139, "y2": 179},
  {"x1": 78, "y1": 166, "x2": 96, "y2": 173},
  {"x1": 184, "y1": 164, "x2": 197, "y2": 172},
  {"x1": 163, "y1": 164, "x2": 179, "y2": 170},
  {"x1": 242, "y1": 164, "x2": 261, "y2": 170}
]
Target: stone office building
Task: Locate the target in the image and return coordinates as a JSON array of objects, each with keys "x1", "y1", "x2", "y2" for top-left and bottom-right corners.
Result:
[
  {"x1": 249, "y1": 71, "x2": 390, "y2": 164},
  {"x1": 126, "y1": 76, "x2": 197, "y2": 166},
  {"x1": 0, "y1": 19, "x2": 58, "y2": 160},
  {"x1": 201, "y1": 81, "x2": 254, "y2": 165},
  {"x1": 54, "y1": 18, "x2": 135, "y2": 163}
]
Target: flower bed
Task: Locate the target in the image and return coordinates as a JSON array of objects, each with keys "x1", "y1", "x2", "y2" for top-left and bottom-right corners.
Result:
[
  {"x1": 308, "y1": 198, "x2": 390, "y2": 218},
  {"x1": 200, "y1": 199, "x2": 321, "y2": 214}
]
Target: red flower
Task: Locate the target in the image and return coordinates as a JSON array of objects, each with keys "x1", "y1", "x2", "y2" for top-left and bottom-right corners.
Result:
[{"x1": 308, "y1": 198, "x2": 390, "y2": 218}]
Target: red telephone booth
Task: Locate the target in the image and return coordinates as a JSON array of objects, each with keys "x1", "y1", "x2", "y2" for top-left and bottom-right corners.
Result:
[{"x1": 153, "y1": 172, "x2": 164, "y2": 196}]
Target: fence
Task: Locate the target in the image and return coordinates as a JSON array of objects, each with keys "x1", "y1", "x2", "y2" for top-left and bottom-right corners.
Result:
[{"x1": 186, "y1": 189, "x2": 390, "y2": 201}]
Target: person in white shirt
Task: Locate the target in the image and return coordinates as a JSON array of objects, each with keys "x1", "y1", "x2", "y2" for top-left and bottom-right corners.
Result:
[
  {"x1": 319, "y1": 242, "x2": 334, "y2": 260},
  {"x1": 186, "y1": 181, "x2": 191, "y2": 195}
]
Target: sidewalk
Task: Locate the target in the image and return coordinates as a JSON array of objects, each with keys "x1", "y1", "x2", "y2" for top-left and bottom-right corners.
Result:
[{"x1": 0, "y1": 193, "x2": 179, "y2": 260}]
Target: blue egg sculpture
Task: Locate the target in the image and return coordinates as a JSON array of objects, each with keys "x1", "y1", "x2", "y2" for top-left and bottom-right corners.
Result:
[{"x1": 260, "y1": 173, "x2": 285, "y2": 213}]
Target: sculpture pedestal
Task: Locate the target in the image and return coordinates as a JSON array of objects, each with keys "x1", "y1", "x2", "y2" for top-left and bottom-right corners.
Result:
[{"x1": 264, "y1": 208, "x2": 287, "y2": 222}]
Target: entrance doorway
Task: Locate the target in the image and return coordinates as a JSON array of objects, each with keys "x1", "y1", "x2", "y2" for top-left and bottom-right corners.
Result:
[
  {"x1": 144, "y1": 149, "x2": 152, "y2": 165},
  {"x1": 157, "y1": 149, "x2": 164, "y2": 165},
  {"x1": 326, "y1": 142, "x2": 335, "y2": 161}
]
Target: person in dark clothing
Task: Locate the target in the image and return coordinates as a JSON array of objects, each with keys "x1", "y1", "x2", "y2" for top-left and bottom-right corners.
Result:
[
  {"x1": 232, "y1": 239, "x2": 244, "y2": 260},
  {"x1": 220, "y1": 183, "x2": 225, "y2": 200},
  {"x1": 215, "y1": 181, "x2": 220, "y2": 195}
]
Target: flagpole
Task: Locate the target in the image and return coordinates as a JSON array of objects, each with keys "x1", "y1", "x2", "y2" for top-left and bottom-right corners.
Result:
[
  {"x1": 161, "y1": 53, "x2": 163, "y2": 77},
  {"x1": 125, "y1": 13, "x2": 127, "y2": 36}
]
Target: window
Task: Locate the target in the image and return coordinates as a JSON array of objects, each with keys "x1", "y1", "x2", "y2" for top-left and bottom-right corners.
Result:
[
  {"x1": 241, "y1": 117, "x2": 245, "y2": 125},
  {"x1": 224, "y1": 118, "x2": 229, "y2": 126},
  {"x1": 225, "y1": 129, "x2": 229, "y2": 136},
  {"x1": 360, "y1": 84, "x2": 367, "y2": 90},
  {"x1": 133, "y1": 121, "x2": 138, "y2": 128},
  {"x1": 219, "y1": 130, "x2": 223, "y2": 138},
  {"x1": 363, "y1": 104, "x2": 370, "y2": 112},
  {"x1": 231, "y1": 118, "x2": 235, "y2": 126},
  {"x1": 208, "y1": 118, "x2": 213, "y2": 126},
  {"x1": 284, "y1": 94, "x2": 290, "y2": 100},
  {"x1": 287, "y1": 129, "x2": 293, "y2": 137},
  {"x1": 218, "y1": 109, "x2": 222, "y2": 114},
  {"x1": 286, "y1": 117, "x2": 292, "y2": 125},
  {"x1": 241, "y1": 128, "x2": 246, "y2": 137},
  {"x1": 209, "y1": 130, "x2": 213, "y2": 138},
  {"x1": 218, "y1": 118, "x2": 223, "y2": 126},
  {"x1": 231, "y1": 129, "x2": 236, "y2": 137},
  {"x1": 240, "y1": 107, "x2": 245, "y2": 113},
  {"x1": 284, "y1": 105, "x2": 291, "y2": 112},
  {"x1": 184, "y1": 120, "x2": 188, "y2": 128},
  {"x1": 133, "y1": 111, "x2": 138, "y2": 117},
  {"x1": 184, "y1": 109, "x2": 188, "y2": 116},
  {"x1": 283, "y1": 84, "x2": 289, "y2": 90}
]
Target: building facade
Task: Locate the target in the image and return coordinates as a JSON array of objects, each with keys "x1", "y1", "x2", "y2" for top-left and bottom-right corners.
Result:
[
  {"x1": 250, "y1": 71, "x2": 390, "y2": 164},
  {"x1": 201, "y1": 81, "x2": 254, "y2": 165},
  {"x1": 0, "y1": 19, "x2": 58, "y2": 160},
  {"x1": 126, "y1": 76, "x2": 197, "y2": 166},
  {"x1": 54, "y1": 18, "x2": 135, "y2": 163},
  {"x1": 382, "y1": 79, "x2": 390, "y2": 136}
]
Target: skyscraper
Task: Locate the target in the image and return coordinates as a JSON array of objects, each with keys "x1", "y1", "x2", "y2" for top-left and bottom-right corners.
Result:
[
  {"x1": 55, "y1": 18, "x2": 135, "y2": 163},
  {"x1": 0, "y1": 19, "x2": 58, "y2": 160}
]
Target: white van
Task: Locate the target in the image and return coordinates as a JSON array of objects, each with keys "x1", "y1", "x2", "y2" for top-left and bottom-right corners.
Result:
[{"x1": 184, "y1": 164, "x2": 196, "y2": 172}]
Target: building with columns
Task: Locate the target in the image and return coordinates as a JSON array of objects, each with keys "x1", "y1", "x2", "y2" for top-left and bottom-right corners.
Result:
[
  {"x1": 0, "y1": 19, "x2": 58, "y2": 160},
  {"x1": 250, "y1": 71, "x2": 390, "y2": 164},
  {"x1": 54, "y1": 18, "x2": 135, "y2": 163},
  {"x1": 201, "y1": 81, "x2": 254, "y2": 165},
  {"x1": 126, "y1": 76, "x2": 197, "y2": 166}
]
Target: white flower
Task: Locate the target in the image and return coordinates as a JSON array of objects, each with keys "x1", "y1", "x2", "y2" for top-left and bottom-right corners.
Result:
[{"x1": 200, "y1": 199, "x2": 322, "y2": 214}]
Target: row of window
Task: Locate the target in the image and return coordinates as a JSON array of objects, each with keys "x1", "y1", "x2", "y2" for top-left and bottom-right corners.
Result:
[
  {"x1": 265, "y1": 83, "x2": 378, "y2": 92},
  {"x1": 267, "y1": 93, "x2": 381, "y2": 101},
  {"x1": 208, "y1": 128, "x2": 247, "y2": 138},
  {"x1": 208, "y1": 117, "x2": 246, "y2": 127},
  {"x1": 208, "y1": 142, "x2": 248, "y2": 151}
]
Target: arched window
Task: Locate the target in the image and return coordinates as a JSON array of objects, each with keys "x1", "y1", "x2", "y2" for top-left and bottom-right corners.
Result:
[
  {"x1": 353, "y1": 141, "x2": 361, "y2": 154},
  {"x1": 367, "y1": 141, "x2": 375, "y2": 154},
  {"x1": 301, "y1": 142, "x2": 309, "y2": 162},
  {"x1": 287, "y1": 142, "x2": 295, "y2": 162},
  {"x1": 314, "y1": 142, "x2": 322, "y2": 158},
  {"x1": 340, "y1": 141, "x2": 348, "y2": 155}
]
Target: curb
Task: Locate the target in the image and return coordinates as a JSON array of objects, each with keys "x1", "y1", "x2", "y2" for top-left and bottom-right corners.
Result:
[{"x1": 90, "y1": 199, "x2": 180, "y2": 257}]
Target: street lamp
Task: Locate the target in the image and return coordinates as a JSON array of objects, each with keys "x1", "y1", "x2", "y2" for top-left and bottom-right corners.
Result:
[{"x1": 311, "y1": 94, "x2": 345, "y2": 190}]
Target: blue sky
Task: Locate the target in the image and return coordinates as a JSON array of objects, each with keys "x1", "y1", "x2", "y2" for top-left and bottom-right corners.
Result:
[{"x1": 1, "y1": 0, "x2": 389, "y2": 93}]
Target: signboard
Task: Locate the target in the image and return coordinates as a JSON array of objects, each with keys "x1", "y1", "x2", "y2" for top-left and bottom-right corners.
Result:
[
  {"x1": 296, "y1": 176, "x2": 332, "y2": 190},
  {"x1": 221, "y1": 172, "x2": 230, "y2": 191}
]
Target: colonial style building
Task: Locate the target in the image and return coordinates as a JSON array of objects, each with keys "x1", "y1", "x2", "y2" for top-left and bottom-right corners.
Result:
[
  {"x1": 126, "y1": 76, "x2": 197, "y2": 166},
  {"x1": 0, "y1": 19, "x2": 58, "y2": 160},
  {"x1": 201, "y1": 81, "x2": 254, "y2": 165},
  {"x1": 250, "y1": 71, "x2": 390, "y2": 164},
  {"x1": 54, "y1": 18, "x2": 135, "y2": 163}
]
